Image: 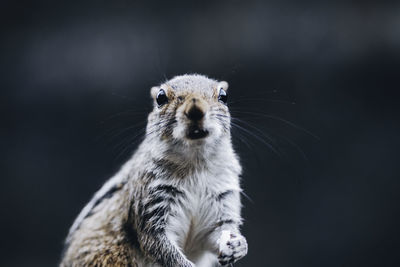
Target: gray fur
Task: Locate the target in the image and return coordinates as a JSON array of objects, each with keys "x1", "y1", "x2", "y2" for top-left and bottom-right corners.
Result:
[{"x1": 61, "y1": 74, "x2": 247, "y2": 267}]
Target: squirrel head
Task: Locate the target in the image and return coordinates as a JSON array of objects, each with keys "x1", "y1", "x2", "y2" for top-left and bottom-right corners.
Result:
[{"x1": 146, "y1": 74, "x2": 231, "y2": 148}]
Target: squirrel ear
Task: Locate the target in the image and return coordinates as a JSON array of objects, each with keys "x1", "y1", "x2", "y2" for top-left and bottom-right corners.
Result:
[
  {"x1": 218, "y1": 81, "x2": 229, "y2": 92},
  {"x1": 151, "y1": 86, "x2": 159, "y2": 99}
]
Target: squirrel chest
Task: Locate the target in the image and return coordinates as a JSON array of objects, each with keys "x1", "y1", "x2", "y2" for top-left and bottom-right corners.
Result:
[{"x1": 162, "y1": 167, "x2": 240, "y2": 260}]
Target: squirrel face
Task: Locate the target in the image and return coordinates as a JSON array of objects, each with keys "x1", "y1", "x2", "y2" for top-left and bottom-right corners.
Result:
[{"x1": 147, "y1": 74, "x2": 231, "y2": 146}]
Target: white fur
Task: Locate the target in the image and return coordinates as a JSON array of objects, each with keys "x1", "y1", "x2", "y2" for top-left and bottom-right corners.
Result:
[{"x1": 65, "y1": 74, "x2": 247, "y2": 267}]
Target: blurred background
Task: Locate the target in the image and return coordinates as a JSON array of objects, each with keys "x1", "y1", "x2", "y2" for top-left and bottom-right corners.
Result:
[{"x1": 1, "y1": 0, "x2": 400, "y2": 266}]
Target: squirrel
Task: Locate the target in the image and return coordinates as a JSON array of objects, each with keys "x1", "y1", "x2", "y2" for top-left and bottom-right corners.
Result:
[{"x1": 60, "y1": 74, "x2": 248, "y2": 267}]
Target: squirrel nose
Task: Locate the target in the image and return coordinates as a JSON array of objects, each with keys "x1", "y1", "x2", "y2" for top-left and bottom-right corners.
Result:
[
  {"x1": 185, "y1": 98, "x2": 205, "y2": 121},
  {"x1": 186, "y1": 106, "x2": 204, "y2": 121}
]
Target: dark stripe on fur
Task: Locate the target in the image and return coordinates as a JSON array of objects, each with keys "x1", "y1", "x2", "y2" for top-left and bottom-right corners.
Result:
[
  {"x1": 216, "y1": 190, "x2": 234, "y2": 201},
  {"x1": 149, "y1": 184, "x2": 184, "y2": 197},
  {"x1": 124, "y1": 222, "x2": 140, "y2": 251},
  {"x1": 217, "y1": 219, "x2": 236, "y2": 227},
  {"x1": 93, "y1": 184, "x2": 122, "y2": 207},
  {"x1": 137, "y1": 185, "x2": 184, "y2": 234},
  {"x1": 84, "y1": 183, "x2": 124, "y2": 220}
]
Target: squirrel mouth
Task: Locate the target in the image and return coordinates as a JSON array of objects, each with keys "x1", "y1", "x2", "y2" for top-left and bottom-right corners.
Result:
[{"x1": 187, "y1": 125, "x2": 209, "y2": 140}]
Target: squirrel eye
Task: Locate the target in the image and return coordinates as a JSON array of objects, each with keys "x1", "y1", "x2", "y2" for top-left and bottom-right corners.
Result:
[
  {"x1": 218, "y1": 88, "x2": 228, "y2": 104},
  {"x1": 156, "y1": 89, "x2": 168, "y2": 106}
]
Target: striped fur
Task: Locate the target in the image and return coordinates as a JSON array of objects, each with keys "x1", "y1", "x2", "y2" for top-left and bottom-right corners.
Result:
[{"x1": 61, "y1": 74, "x2": 247, "y2": 267}]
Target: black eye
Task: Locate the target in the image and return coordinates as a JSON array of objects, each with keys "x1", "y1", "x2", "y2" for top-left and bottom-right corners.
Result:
[
  {"x1": 218, "y1": 88, "x2": 228, "y2": 104},
  {"x1": 156, "y1": 89, "x2": 168, "y2": 106}
]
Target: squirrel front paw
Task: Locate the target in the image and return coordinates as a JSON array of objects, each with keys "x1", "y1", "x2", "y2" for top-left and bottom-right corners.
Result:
[{"x1": 217, "y1": 230, "x2": 248, "y2": 266}]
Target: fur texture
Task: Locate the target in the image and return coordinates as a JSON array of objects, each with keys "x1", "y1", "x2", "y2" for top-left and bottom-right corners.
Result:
[{"x1": 61, "y1": 74, "x2": 247, "y2": 267}]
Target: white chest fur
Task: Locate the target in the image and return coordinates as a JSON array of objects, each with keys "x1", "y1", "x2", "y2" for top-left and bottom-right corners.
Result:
[{"x1": 165, "y1": 169, "x2": 240, "y2": 264}]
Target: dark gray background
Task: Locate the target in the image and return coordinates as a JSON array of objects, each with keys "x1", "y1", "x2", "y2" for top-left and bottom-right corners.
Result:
[{"x1": 1, "y1": 0, "x2": 400, "y2": 266}]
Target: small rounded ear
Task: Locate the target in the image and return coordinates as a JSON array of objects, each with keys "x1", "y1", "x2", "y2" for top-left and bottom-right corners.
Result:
[
  {"x1": 151, "y1": 86, "x2": 159, "y2": 99},
  {"x1": 218, "y1": 81, "x2": 229, "y2": 92}
]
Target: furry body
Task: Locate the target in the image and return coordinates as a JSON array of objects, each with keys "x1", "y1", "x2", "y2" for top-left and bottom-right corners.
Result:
[{"x1": 61, "y1": 75, "x2": 247, "y2": 266}]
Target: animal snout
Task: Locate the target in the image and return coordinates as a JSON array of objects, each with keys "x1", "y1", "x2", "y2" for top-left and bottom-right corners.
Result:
[
  {"x1": 186, "y1": 106, "x2": 204, "y2": 121},
  {"x1": 184, "y1": 97, "x2": 208, "y2": 121}
]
